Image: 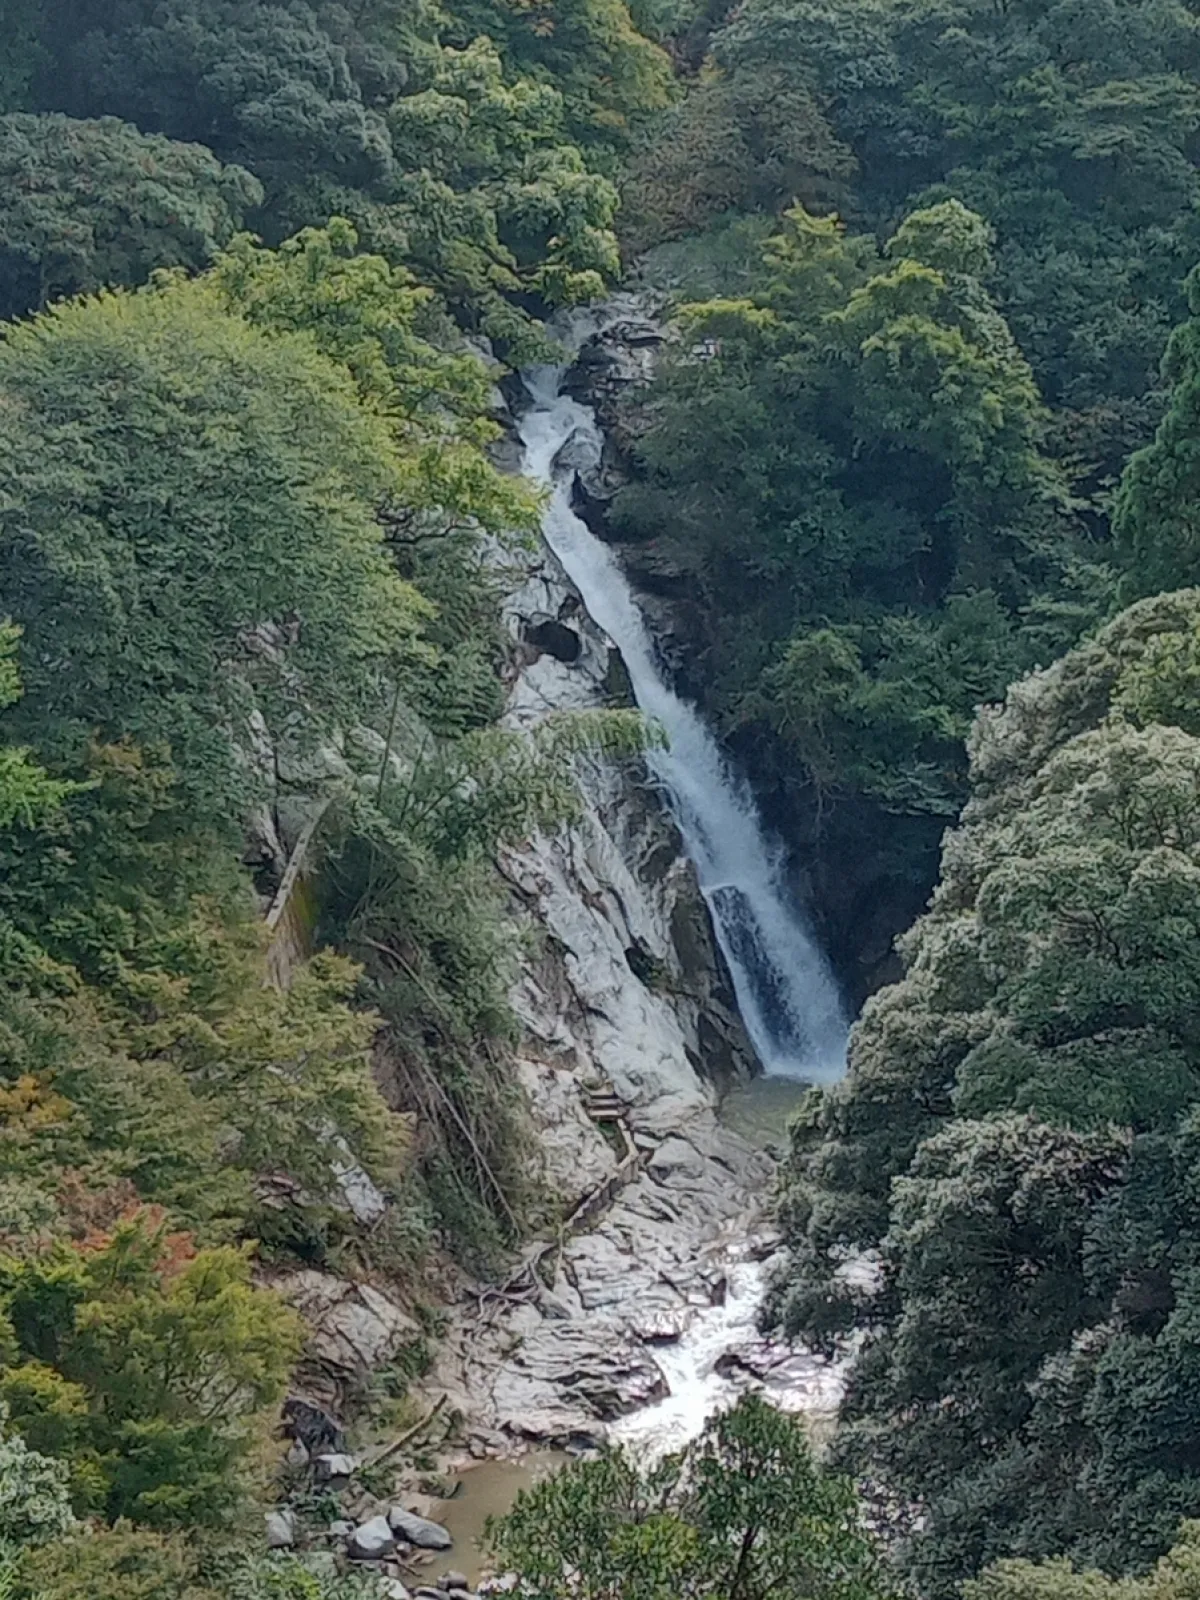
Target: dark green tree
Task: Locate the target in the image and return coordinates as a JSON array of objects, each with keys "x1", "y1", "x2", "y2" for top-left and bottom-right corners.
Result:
[
  {"x1": 772, "y1": 590, "x2": 1200, "y2": 1588},
  {"x1": 0, "y1": 113, "x2": 260, "y2": 321},
  {"x1": 1115, "y1": 266, "x2": 1200, "y2": 597}
]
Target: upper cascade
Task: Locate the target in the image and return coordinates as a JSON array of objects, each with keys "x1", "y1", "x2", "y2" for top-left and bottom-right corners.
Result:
[{"x1": 517, "y1": 314, "x2": 849, "y2": 1081}]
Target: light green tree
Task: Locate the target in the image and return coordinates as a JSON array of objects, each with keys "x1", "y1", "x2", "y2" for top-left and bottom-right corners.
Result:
[
  {"x1": 490, "y1": 1394, "x2": 889, "y2": 1600},
  {"x1": 0, "y1": 278, "x2": 426, "y2": 824},
  {"x1": 0, "y1": 626, "x2": 74, "y2": 831},
  {"x1": 0, "y1": 1219, "x2": 303, "y2": 1528}
]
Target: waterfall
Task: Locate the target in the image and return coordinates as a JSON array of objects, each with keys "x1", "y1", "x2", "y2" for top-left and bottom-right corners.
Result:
[{"x1": 517, "y1": 333, "x2": 849, "y2": 1081}]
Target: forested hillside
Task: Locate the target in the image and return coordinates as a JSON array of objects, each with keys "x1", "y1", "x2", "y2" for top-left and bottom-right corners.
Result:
[
  {"x1": 611, "y1": 0, "x2": 1200, "y2": 993},
  {"x1": 654, "y1": 6, "x2": 1200, "y2": 1599},
  {"x1": 0, "y1": 0, "x2": 660, "y2": 1588},
  {"x1": 5, "y1": 0, "x2": 1200, "y2": 1597}
]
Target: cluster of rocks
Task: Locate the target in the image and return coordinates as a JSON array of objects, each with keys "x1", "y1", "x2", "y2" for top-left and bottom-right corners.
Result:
[
  {"x1": 428, "y1": 1117, "x2": 777, "y2": 1441},
  {"x1": 266, "y1": 1477, "x2": 476, "y2": 1600}
]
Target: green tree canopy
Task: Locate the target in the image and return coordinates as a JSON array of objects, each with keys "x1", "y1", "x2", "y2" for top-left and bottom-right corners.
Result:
[
  {"x1": 772, "y1": 589, "x2": 1200, "y2": 1588},
  {"x1": 640, "y1": 0, "x2": 1200, "y2": 479},
  {"x1": 1115, "y1": 266, "x2": 1200, "y2": 597},
  {"x1": 489, "y1": 1393, "x2": 890, "y2": 1600},
  {"x1": 0, "y1": 1220, "x2": 302, "y2": 1527},
  {"x1": 0, "y1": 113, "x2": 261, "y2": 322},
  {"x1": 616, "y1": 199, "x2": 1093, "y2": 825},
  {"x1": 19, "y1": 0, "x2": 647, "y2": 354},
  {"x1": 0, "y1": 275, "x2": 424, "y2": 823}
]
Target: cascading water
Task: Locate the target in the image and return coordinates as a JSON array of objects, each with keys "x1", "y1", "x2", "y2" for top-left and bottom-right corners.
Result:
[{"x1": 518, "y1": 324, "x2": 849, "y2": 1081}]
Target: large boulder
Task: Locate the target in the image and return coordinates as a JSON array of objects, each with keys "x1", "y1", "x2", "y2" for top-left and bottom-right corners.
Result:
[
  {"x1": 491, "y1": 1320, "x2": 668, "y2": 1437},
  {"x1": 387, "y1": 1508, "x2": 453, "y2": 1550},
  {"x1": 275, "y1": 1271, "x2": 420, "y2": 1398},
  {"x1": 282, "y1": 1395, "x2": 347, "y2": 1453},
  {"x1": 348, "y1": 1514, "x2": 397, "y2": 1561},
  {"x1": 265, "y1": 1509, "x2": 296, "y2": 1549}
]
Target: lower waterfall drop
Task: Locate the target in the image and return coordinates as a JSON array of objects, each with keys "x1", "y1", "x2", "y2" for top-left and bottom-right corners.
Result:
[{"x1": 518, "y1": 330, "x2": 849, "y2": 1081}]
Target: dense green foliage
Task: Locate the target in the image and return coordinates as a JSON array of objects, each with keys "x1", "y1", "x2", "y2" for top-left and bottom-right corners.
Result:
[
  {"x1": 0, "y1": 185, "x2": 641, "y2": 1584},
  {"x1": 619, "y1": 199, "x2": 1093, "y2": 821},
  {"x1": 1116, "y1": 265, "x2": 1200, "y2": 598},
  {"x1": 0, "y1": 0, "x2": 669, "y2": 356},
  {"x1": 490, "y1": 1393, "x2": 889, "y2": 1600},
  {"x1": 631, "y1": 0, "x2": 1200, "y2": 477},
  {"x1": 611, "y1": 0, "x2": 1200, "y2": 992},
  {"x1": 0, "y1": 112, "x2": 261, "y2": 323},
  {"x1": 615, "y1": 197, "x2": 1106, "y2": 971},
  {"x1": 773, "y1": 590, "x2": 1200, "y2": 1588},
  {"x1": 966, "y1": 1523, "x2": 1200, "y2": 1600},
  {"x1": 0, "y1": 279, "x2": 424, "y2": 821},
  {"x1": 0, "y1": 1222, "x2": 302, "y2": 1526}
]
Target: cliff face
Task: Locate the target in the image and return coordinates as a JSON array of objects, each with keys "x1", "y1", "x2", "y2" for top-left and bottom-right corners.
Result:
[{"x1": 502, "y1": 545, "x2": 754, "y2": 1183}]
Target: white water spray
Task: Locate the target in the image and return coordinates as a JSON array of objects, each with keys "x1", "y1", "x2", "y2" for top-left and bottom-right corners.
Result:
[{"x1": 518, "y1": 324, "x2": 849, "y2": 1080}]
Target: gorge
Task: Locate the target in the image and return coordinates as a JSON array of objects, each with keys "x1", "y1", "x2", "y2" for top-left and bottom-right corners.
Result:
[
  {"x1": 10, "y1": 2, "x2": 1200, "y2": 1592},
  {"x1": 409, "y1": 305, "x2": 853, "y2": 1539}
]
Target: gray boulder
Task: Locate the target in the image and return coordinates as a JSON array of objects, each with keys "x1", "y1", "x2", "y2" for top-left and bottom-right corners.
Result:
[
  {"x1": 439, "y1": 1573, "x2": 470, "y2": 1592},
  {"x1": 388, "y1": 1508, "x2": 453, "y2": 1549},
  {"x1": 348, "y1": 1515, "x2": 397, "y2": 1561},
  {"x1": 314, "y1": 1451, "x2": 358, "y2": 1482},
  {"x1": 265, "y1": 1509, "x2": 296, "y2": 1549}
]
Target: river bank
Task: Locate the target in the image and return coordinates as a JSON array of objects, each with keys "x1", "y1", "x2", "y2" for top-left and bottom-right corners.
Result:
[{"x1": 418, "y1": 1076, "x2": 843, "y2": 1586}]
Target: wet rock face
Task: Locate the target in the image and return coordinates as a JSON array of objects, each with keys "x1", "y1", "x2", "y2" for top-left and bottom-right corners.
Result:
[
  {"x1": 558, "y1": 301, "x2": 666, "y2": 547},
  {"x1": 491, "y1": 1322, "x2": 670, "y2": 1434},
  {"x1": 561, "y1": 306, "x2": 665, "y2": 445}
]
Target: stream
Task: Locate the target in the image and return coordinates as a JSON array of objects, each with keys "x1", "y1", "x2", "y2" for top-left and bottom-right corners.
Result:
[{"x1": 425, "y1": 1077, "x2": 843, "y2": 1585}]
